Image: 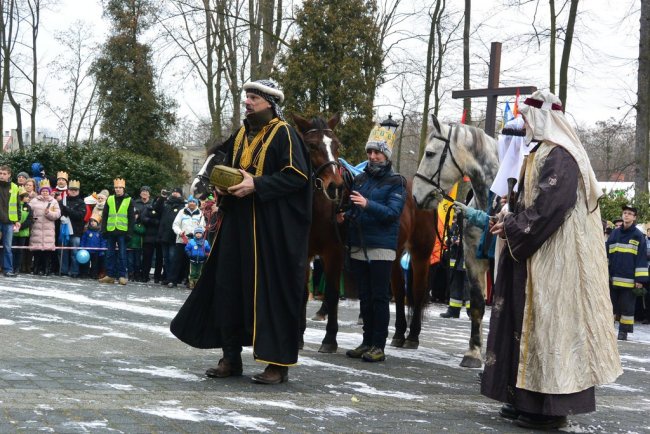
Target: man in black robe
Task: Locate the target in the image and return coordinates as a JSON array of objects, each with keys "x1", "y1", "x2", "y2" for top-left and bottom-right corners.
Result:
[
  {"x1": 482, "y1": 91, "x2": 621, "y2": 429},
  {"x1": 170, "y1": 79, "x2": 311, "y2": 385}
]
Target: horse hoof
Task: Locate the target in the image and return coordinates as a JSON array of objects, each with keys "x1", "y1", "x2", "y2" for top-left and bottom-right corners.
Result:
[
  {"x1": 311, "y1": 313, "x2": 327, "y2": 321},
  {"x1": 390, "y1": 338, "x2": 405, "y2": 347},
  {"x1": 318, "y1": 343, "x2": 337, "y2": 353},
  {"x1": 460, "y1": 356, "x2": 482, "y2": 369},
  {"x1": 402, "y1": 340, "x2": 419, "y2": 349}
]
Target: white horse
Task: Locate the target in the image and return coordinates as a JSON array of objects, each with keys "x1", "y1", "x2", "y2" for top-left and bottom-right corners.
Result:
[{"x1": 412, "y1": 116, "x2": 499, "y2": 368}]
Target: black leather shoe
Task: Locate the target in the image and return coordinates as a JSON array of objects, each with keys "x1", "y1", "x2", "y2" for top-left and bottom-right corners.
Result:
[
  {"x1": 515, "y1": 414, "x2": 567, "y2": 430},
  {"x1": 618, "y1": 330, "x2": 628, "y2": 341},
  {"x1": 4, "y1": 272, "x2": 17, "y2": 277},
  {"x1": 499, "y1": 403, "x2": 519, "y2": 420},
  {"x1": 252, "y1": 364, "x2": 288, "y2": 384},
  {"x1": 205, "y1": 358, "x2": 243, "y2": 378}
]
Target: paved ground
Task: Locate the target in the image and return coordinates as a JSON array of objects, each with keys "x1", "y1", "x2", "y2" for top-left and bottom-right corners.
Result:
[{"x1": 1, "y1": 275, "x2": 649, "y2": 433}]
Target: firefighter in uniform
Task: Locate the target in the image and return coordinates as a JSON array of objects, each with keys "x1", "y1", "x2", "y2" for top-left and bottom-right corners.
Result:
[
  {"x1": 606, "y1": 204, "x2": 648, "y2": 340},
  {"x1": 440, "y1": 218, "x2": 469, "y2": 318}
]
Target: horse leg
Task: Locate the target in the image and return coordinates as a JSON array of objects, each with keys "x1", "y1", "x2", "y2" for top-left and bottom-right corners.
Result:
[
  {"x1": 460, "y1": 270, "x2": 486, "y2": 368},
  {"x1": 312, "y1": 299, "x2": 328, "y2": 321},
  {"x1": 389, "y1": 259, "x2": 406, "y2": 347},
  {"x1": 318, "y1": 252, "x2": 341, "y2": 353},
  {"x1": 404, "y1": 255, "x2": 429, "y2": 349}
]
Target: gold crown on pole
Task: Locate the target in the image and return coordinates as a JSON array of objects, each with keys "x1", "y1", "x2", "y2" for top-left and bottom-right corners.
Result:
[
  {"x1": 57, "y1": 171, "x2": 69, "y2": 181},
  {"x1": 113, "y1": 178, "x2": 126, "y2": 188},
  {"x1": 69, "y1": 180, "x2": 81, "y2": 189}
]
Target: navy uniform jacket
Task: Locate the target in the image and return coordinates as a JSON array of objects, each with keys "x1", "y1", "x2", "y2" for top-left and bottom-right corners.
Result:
[{"x1": 606, "y1": 224, "x2": 649, "y2": 288}]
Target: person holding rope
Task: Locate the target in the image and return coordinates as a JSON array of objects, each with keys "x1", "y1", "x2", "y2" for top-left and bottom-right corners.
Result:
[
  {"x1": 0, "y1": 165, "x2": 22, "y2": 277},
  {"x1": 29, "y1": 180, "x2": 60, "y2": 276},
  {"x1": 99, "y1": 178, "x2": 134, "y2": 285},
  {"x1": 340, "y1": 124, "x2": 406, "y2": 363}
]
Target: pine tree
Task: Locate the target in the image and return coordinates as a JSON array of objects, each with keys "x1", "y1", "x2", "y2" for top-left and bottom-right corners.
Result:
[
  {"x1": 277, "y1": 0, "x2": 384, "y2": 163},
  {"x1": 93, "y1": 0, "x2": 182, "y2": 171}
]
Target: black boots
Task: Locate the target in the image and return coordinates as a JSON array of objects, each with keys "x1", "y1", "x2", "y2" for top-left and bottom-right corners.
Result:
[{"x1": 440, "y1": 307, "x2": 461, "y2": 318}]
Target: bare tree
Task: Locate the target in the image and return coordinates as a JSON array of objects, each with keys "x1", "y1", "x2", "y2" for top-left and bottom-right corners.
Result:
[
  {"x1": 635, "y1": 0, "x2": 649, "y2": 194},
  {"x1": 249, "y1": 0, "x2": 284, "y2": 80},
  {"x1": 47, "y1": 21, "x2": 98, "y2": 145},
  {"x1": 2, "y1": 0, "x2": 24, "y2": 150},
  {"x1": 579, "y1": 119, "x2": 635, "y2": 182},
  {"x1": 462, "y1": 0, "x2": 471, "y2": 123}
]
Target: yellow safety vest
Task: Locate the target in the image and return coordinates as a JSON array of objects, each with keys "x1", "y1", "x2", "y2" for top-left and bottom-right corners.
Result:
[
  {"x1": 8, "y1": 183, "x2": 19, "y2": 222},
  {"x1": 106, "y1": 196, "x2": 131, "y2": 232}
]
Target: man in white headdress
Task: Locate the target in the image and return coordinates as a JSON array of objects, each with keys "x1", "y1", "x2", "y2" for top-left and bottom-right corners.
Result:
[{"x1": 482, "y1": 90, "x2": 622, "y2": 429}]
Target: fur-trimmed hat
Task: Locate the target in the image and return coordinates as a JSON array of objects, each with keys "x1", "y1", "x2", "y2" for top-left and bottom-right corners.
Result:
[{"x1": 243, "y1": 79, "x2": 285, "y2": 120}]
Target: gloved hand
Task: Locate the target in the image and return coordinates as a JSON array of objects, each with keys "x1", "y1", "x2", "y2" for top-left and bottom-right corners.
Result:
[
  {"x1": 453, "y1": 201, "x2": 480, "y2": 222},
  {"x1": 181, "y1": 233, "x2": 189, "y2": 244}
]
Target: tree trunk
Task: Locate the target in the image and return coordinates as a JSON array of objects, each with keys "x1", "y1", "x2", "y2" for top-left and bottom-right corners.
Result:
[
  {"x1": 549, "y1": 0, "x2": 556, "y2": 93},
  {"x1": 635, "y1": 0, "x2": 650, "y2": 194},
  {"x1": 249, "y1": 0, "x2": 261, "y2": 80},
  {"x1": 463, "y1": 0, "x2": 471, "y2": 124},
  {"x1": 29, "y1": 0, "x2": 39, "y2": 147},
  {"x1": 418, "y1": 1, "x2": 441, "y2": 159},
  {"x1": 558, "y1": 0, "x2": 578, "y2": 109}
]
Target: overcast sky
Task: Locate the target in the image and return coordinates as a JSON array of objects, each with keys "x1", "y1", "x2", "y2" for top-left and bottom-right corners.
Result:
[{"x1": 9, "y1": 0, "x2": 643, "y2": 138}]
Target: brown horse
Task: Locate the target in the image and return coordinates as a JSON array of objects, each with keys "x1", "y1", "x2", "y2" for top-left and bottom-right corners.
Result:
[
  {"x1": 292, "y1": 113, "x2": 348, "y2": 353},
  {"x1": 389, "y1": 180, "x2": 437, "y2": 349}
]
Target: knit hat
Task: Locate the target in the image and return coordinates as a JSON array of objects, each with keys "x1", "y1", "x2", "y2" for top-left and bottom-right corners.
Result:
[
  {"x1": 172, "y1": 187, "x2": 183, "y2": 195},
  {"x1": 365, "y1": 125, "x2": 396, "y2": 160},
  {"x1": 17, "y1": 171, "x2": 29, "y2": 179},
  {"x1": 38, "y1": 179, "x2": 52, "y2": 193},
  {"x1": 242, "y1": 79, "x2": 285, "y2": 120},
  {"x1": 98, "y1": 189, "x2": 109, "y2": 198},
  {"x1": 193, "y1": 226, "x2": 205, "y2": 236},
  {"x1": 140, "y1": 185, "x2": 151, "y2": 193},
  {"x1": 187, "y1": 195, "x2": 199, "y2": 204}
]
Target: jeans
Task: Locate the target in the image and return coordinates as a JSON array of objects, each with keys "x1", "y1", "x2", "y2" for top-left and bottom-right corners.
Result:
[
  {"x1": 351, "y1": 258, "x2": 392, "y2": 349},
  {"x1": 60, "y1": 236, "x2": 81, "y2": 276},
  {"x1": 161, "y1": 243, "x2": 176, "y2": 282},
  {"x1": 127, "y1": 248, "x2": 142, "y2": 277},
  {"x1": 1, "y1": 223, "x2": 15, "y2": 273},
  {"x1": 105, "y1": 233, "x2": 128, "y2": 279}
]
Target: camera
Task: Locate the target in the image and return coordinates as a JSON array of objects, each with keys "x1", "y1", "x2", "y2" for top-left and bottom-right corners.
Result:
[{"x1": 161, "y1": 189, "x2": 169, "y2": 197}]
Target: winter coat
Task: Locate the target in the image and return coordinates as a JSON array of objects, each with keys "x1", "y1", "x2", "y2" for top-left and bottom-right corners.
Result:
[
  {"x1": 172, "y1": 207, "x2": 205, "y2": 244},
  {"x1": 157, "y1": 196, "x2": 185, "y2": 244},
  {"x1": 60, "y1": 194, "x2": 87, "y2": 237},
  {"x1": 141, "y1": 198, "x2": 163, "y2": 243},
  {"x1": 346, "y1": 164, "x2": 406, "y2": 251},
  {"x1": 29, "y1": 195, "x2": 61, "y2": 250},
  {"x1": 81, "y1": 227, "x2": 107, "y2": 257},
  {"x1": 15, "y1": 202, "x2": 33, "y2": 238},
  {"x1": 606, "y1": 224, "x2": 649, "y2": 288},
  {"x1": 91, "y1": 202, "x2": 105, "y2": 224},
  {"x1": 128, "y1": 222, "x2": 146, "y2": 249},
  {"x1": 185, "y1": 238, "x2": 211, "y2": 263}
]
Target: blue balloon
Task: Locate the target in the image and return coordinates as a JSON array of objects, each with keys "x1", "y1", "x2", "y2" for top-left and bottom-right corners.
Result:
[{"x1": 76, "y1": 249, "x2": 91, "y2": 264}]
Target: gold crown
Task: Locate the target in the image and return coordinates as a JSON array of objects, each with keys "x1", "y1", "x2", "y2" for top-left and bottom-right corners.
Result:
[
  {"x1": 17, "y1": 186, "x2": 27, "y2": 196},
  {"x1": 57, "y1": 171, "x2": 69, "y2": 181},
  {"x1": 365, "y1": 125, "x2": 396, "y2": 158},
  {"x1": 113, "y1": 178, "x2": 126, "y2": 188},
  {"x1": 39, "y1": 179, "x2": 51, "y2": 189},
  {"x1": 69, "y1": 180, "x2": 80, "y2": 189}
]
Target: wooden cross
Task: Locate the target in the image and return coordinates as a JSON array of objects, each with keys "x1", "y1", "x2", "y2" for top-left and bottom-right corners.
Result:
[{"x1": 452, "y1": 42, "x2": 537, "y2": 138}]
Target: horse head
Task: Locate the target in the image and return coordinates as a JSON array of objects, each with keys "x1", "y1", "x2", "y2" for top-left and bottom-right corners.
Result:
[
  {"x1": 190, "y1": 140, "x2": 226, "y2": 200},
  {"x1": 413, "y1": 115, "x2": 499, "y2": 211},
  {"x1": 292, "y1": 113, "x2": 347, "y2": 202}
]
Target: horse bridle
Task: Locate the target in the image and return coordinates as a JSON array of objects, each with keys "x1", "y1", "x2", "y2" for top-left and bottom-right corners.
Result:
[
  {"x1": 413, "y1": 124, "x2": 465, "y2": 203},
  {"x1": 305, "y1": 128, "x2": 346, "y2": 194}
]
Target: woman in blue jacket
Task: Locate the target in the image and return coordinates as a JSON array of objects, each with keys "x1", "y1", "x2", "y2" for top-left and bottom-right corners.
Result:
[{"x1": 340, "y1": 125, "x2": 406, "y2": 363}]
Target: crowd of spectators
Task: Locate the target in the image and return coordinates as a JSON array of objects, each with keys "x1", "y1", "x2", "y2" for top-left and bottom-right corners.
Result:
[{"x1": 0, "y1": 162, "x2": 211, "y2": 289}]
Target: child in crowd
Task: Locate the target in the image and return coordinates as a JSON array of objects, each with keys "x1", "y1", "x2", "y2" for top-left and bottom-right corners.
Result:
[
  {"x1": 127, "y1": 210, "x2": 146, "y2": 281},
  {"x1": 81, "y1": 216, "x2": 106, "y2": 279},
  {"x1": 184, "y1": 226, "x2": 210, "y2": 290},
  {"x1": 12, "y1": 188, "x2": 33, "y2": 274}
]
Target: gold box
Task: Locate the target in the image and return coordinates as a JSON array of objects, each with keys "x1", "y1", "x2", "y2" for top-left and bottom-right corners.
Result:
[{"x1": 210, "y1": 165, "x2": 244, "y2": 190}]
